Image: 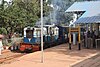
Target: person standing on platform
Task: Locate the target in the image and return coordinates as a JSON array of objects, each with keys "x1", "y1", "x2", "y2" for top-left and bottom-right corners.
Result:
[
  {"x1": 0, "y1": 38, "x2": 3, "y2": 55},
  {"x1": 0, "y1": 35, "x2": 4, "y2": 55}
]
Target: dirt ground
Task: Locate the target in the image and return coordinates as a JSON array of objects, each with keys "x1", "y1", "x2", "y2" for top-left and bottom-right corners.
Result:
[
  {"x1": 0, "y1": 44, "x2": 100, "y2": 67},
  {"x1": 0, "y1": 50, "x2": 25, "y2": 66}
]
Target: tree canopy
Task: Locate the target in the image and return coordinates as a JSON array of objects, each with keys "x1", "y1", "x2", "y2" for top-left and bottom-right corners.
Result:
[{"x1": 0, "y1": 0, "x2": 49, "y2": 34}]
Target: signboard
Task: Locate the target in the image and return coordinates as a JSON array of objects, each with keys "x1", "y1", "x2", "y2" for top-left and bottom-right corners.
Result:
[{"x1": 70, "y1": 27, "x2": 80, "y2": 32}]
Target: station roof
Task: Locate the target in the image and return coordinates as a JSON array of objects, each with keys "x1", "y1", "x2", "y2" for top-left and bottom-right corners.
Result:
[{"x1": 65, "y1": 1, "x2": 100, "y2": 24}]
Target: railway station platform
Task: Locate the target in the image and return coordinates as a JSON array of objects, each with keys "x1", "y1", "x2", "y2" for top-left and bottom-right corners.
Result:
[{"x1": 1, "y1": 43, "x2": 100, "y2": 67}]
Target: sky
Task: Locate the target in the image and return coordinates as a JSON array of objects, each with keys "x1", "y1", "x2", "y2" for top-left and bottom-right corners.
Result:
[
  {"x1": 0, "y1": 0, "x2": 12, "y2": 4},
  {"x1": 5, "y1": 0, "x2": 10, "y2": 2},
  {"x1": 0, "y1": 0, "x2": 11, "y2": 3}
]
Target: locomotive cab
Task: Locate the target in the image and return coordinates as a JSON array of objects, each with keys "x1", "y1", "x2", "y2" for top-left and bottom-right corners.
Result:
[
  {"x1": 24, "y1": 27, "x2": 34, "y2": 43},
  {"x1": 20, "y1": 27, "x2": 39, "y2": 52}
]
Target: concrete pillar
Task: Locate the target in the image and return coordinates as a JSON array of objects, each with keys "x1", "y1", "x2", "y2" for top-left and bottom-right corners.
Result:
[
  {"x1": 73, "y1": 33, "x2": 76, "y2": 45},
  {"x1": 73, "y1": 13, "x2": 77, "y2": 45}
]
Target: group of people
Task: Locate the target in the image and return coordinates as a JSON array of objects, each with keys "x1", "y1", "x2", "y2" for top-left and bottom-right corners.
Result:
[
  {"x1": 87, "y1": 30, "x2": 99, "y2": 39},
  {"x1": 84, "y1": 30, "x2": 99, "y2": 48}
]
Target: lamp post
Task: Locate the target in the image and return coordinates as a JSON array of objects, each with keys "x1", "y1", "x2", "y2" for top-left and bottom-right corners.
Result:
[{"x1": 41, "y1": 0, "x2": 44, "y2": 63}]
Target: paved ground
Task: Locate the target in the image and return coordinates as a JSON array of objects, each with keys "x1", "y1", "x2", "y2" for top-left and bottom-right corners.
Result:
[{"x1": 0, "y1": 44, "x2": 100, "y2": 67}]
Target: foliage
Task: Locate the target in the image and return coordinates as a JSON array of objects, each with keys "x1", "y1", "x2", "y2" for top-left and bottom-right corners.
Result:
[
  {"x1": 0, "y1": 27, "x2": 7, "y2": 35},
  {"x1": 0, "y1": 0, "x2": 49, "y2": 35}
]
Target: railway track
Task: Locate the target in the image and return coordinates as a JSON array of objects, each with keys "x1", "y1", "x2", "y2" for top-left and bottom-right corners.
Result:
[{"x1": 0, "y1": 50, "x2": 25, "y2": 64}]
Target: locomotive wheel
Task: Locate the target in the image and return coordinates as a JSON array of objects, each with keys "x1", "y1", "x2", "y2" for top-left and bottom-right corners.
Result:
[{"x1": 24, "y1": 48, "x2": 33, "y2": 53}]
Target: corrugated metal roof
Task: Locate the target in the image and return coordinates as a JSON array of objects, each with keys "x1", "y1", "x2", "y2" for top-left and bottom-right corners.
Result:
[
  {"x1": 74, "y1": 16, "x2": 100, "y2": 23},
  {"x1": 65, "y1": 1, "x2": 100, "y2": 23}
]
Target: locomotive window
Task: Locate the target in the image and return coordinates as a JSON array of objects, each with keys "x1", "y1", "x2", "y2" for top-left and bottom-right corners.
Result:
[{"x1": 26, "y1": 30, "x2": 33, "y2": 38}]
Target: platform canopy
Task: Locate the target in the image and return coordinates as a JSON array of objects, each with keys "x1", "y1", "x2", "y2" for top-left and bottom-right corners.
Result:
[{"x1": 65, "y1": 1, "x2": 100, "y2": 24}]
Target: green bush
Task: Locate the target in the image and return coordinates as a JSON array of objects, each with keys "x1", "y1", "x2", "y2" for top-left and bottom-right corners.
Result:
[{"x1": 0, "y1": 27, "x2": 7, "y2": 35}]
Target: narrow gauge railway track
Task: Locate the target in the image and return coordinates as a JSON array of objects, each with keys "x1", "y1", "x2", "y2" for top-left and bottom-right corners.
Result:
[
  {"x1": 0, "y1": 50, "x2": 25, "y2": 64},
  {"x1": 2, "y1": 50, "x2": 11, "y2": 54}
]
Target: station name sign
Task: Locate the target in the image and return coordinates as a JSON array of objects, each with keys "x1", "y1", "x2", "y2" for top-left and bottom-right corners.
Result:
[{"x1": 70, "y1": 27, "x2": 80, "y2": 32}]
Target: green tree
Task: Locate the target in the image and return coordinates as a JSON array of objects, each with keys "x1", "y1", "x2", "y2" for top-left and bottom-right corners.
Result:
[{"x1": 0, "y1": 0, "x2": 49, "y2": 35}]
